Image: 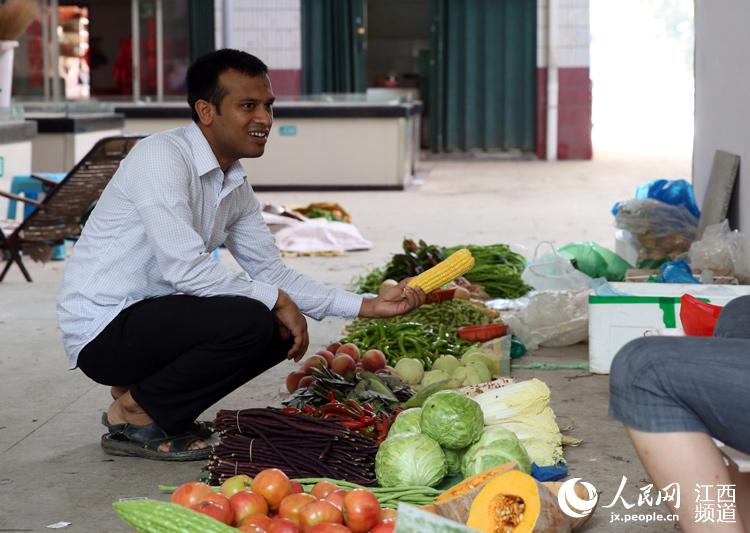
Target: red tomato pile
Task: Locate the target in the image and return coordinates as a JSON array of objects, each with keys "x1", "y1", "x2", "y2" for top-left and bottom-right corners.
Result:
[{"x1": 170, "y1": 469, "x2": 396, "y2": 533}]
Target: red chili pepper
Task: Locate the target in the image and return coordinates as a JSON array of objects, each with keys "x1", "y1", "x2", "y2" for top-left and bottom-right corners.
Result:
[
  {"x1": 280, "y1": 407, "x2": 301, "y2": 414},
  {"x1": 328, "y1": 391, "x2": 337, "y2": 402}
]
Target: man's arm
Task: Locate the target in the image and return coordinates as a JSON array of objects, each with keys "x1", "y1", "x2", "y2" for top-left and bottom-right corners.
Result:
[
  {"x1": 124, "y1": 139, "x2": 278, "y2": 310},
  {"x1": 224, "y1": 194, "x2": 363, "y2": 321}
]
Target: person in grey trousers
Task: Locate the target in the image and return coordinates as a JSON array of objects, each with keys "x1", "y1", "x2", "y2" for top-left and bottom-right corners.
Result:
[{"x1": 610, "y1": 295, "x2": 750, "y2": 533}]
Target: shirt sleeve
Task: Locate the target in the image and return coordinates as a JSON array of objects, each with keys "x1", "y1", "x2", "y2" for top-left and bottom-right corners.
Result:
[
  {"x1": 224, "y1": 191, "x2": 364, "y2": 321},
  {"x1": 123, "y1": 138, "x2": 280, "y2": 308}
]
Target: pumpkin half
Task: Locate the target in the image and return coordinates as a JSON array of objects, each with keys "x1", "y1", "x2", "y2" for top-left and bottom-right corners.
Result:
[
  {"x1": 467, "y1": 470, "x2": 571, "y2": 533},
  {"x1": 434, "y1": 463, "x2": 518, "y2": 524}
]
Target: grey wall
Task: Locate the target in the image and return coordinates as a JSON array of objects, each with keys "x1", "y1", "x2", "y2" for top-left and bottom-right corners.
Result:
[{"x1": 694, "y1": 0, "x2": 749, "y2": 229}]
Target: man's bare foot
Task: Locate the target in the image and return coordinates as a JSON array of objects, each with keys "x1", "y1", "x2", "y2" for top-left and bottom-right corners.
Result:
[
  {"x1": 106, "y1": 391, "x2": 207, "y2": 452},
  {"x1": 110, "y1": 386, "x2": 129, "y2": 400}
]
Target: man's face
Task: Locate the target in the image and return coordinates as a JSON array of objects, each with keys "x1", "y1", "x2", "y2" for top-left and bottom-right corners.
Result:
[{"x1": 211, "y1": 69, "x2": 275, "y2": 160}]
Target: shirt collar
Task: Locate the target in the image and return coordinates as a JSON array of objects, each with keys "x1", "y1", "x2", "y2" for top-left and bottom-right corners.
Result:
[{"x1": 185, "y1": 122, "x2": 247, "y2": 185}]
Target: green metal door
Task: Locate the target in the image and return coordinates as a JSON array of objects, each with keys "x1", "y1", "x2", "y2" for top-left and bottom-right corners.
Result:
[
  {"x1": 301, "y1": 0, "x2": 367, "y2": 94},
  {"x1": 430, "y1": 0, "x2": 536, "y2": 152}
]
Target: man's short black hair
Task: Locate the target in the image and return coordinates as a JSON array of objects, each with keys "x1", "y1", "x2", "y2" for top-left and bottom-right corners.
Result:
[{"x1": 186, "y1": 49, "x2": 268, "y2": 123}]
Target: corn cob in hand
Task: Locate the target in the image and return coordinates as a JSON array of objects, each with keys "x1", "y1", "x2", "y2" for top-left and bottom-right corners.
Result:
[{"x1": 407, "y1": 248, "x2": 475, "y2": 294}]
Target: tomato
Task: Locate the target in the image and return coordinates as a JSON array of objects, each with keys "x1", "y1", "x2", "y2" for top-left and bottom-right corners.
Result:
[
  {"x1": 299, "y1": 500, "x2": 344, "y2": 530},
  {"x1": 252, "y1": 468, "x2": 293, "y2": 511},
  {"x1": 191, "y1": 498, "x2": 234, "y2": 525},
  {"x1": 310, "y1": 481, "x2": 337, "y2": 500},
  {"x1": 370, "y1": 520, "x2": 395, "y2": 533},
  {"x1": 321, "y1": 489, "x2": 348, "y2": 512},
  {"x1": 290, "y1": 481, "x2": 305, "y2": 494},
  {"x1": 170, "y1": 481, "x2": 215, "y2": 508},
  {"x1": 238, "y1": 524, "x2": 269, "y2": 533},
  {"x1": 199, "y1": 493, "x2": 234, "y2": 524},
  {"x1": 239, "y1": 513, "x2": 274, "y2": 529},
  {"x1": 220, "y1": 474, "x2": 254, "y2": 498},
  {"x1": 268, "y1": 516, "x2": 301, "y2": 533},
  {"x1": 342, "y1": 490, "x2": 380, "y2": 533},
  {"x1": 230, "y1": 491, "x2": 270, "y2": 525},
  {"x1": 278, "y1": 493, "x2": 317, "y2": 525},
  {"x1": 305, "y1": 524, "x2": 353, "y2": 533}
]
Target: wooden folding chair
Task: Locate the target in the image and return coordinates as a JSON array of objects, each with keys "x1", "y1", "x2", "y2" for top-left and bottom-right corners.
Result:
[{"x1": 0, "y1": 135, "x2": 145, "y2": 282}]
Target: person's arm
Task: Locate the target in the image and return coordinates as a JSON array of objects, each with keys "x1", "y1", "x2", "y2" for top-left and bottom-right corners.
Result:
[
  {"x1": 224, "y1": 193, "x2": 363, "y2": 321},
  {"x1": 124, "y1": 139, "x2": 278, "y2": 310}
]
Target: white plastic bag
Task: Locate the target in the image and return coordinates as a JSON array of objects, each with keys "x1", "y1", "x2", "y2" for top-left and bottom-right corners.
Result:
[
  {"x1": 688, "y1": 220, "x2": 737, "y2": 275},
  {"x1": 522, "y1": 242, "x2": 593, "y2": 291},
  {"x1": 505, "y1": 290, "x2": 590, "y2": 351}
]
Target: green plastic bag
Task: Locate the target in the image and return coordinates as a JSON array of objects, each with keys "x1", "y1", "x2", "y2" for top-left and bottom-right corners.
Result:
[{"x1": 558, "y1": 242, "x2": 632, "y2": 281}]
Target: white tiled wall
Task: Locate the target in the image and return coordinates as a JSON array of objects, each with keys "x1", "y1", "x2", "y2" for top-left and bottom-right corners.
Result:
[
  {"x1": 537, "y1": 0, "x2": 590, "y2": 68},
  {"x1": 215, "y1": 0, "x2": 301, "y2": 69}
]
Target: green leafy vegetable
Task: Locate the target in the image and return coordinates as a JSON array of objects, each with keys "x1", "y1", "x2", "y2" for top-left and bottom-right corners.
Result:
[
  {"x1": 420, "y1": 390, "x2": 484, "y2": 450},
  {"x1": 388, "y1": 408, "x2": 422, "y2": 437},
  {"x1": 461, "y1": 426, "x2": 532, "y2": 477},
  {"x1": 443, "y1": 447, "x2": 465, "y2": 477},
  {"x1": 375, "y1": 432, "x2": 447, "y2": 488}
]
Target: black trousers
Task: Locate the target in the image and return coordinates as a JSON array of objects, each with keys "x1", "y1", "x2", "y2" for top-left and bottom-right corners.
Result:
[{"x1": 77, "y1": 294, "x2": 292, "y2": 434}]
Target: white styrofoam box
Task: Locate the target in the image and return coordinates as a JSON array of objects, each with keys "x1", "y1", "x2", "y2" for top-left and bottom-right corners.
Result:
[{"x1": 588, "y1": 282, "x2": 750, "y2": 374}]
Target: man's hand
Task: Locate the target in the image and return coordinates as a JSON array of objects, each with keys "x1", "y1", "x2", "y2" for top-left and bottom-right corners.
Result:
[
  {"x1": 273, "y1": 290, "x2": 309, "y2": 361},
  {"x1": 358, "y1": 278, "x2": 426, "y2": 319}
]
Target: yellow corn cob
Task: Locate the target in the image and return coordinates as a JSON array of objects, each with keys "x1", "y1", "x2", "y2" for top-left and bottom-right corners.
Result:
[{"x1": 407, "y1": 248, "x2": 475, "y2": 294}]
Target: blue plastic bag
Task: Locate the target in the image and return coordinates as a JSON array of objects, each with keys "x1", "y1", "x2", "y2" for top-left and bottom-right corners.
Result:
[
  {"x1": 613, "y1": 179, "x2": 700, "y2": 219},
  {"x1": 657, "y1": 259, "x2": 700, "y2": 284},
  {"x1": 531, "y1": 462, "x2": 569, "y2": 482}
]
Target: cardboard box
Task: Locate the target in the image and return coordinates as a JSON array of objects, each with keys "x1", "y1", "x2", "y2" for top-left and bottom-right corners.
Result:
[{"x1": 588, "y1": 282, "x2": 750, "y2": 374}]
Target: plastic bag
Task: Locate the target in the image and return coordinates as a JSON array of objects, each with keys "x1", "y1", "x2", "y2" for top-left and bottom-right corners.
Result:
[
  {"x1": 522, "y1": 242, "x2": 593, "y2": 292},
  {"x1": 680, "y1": 294, "x2": 723, "y2": 336},
  {"x1": 657, "y1": 259, "x2": 700, "y2": 284},
  {"x1": 689, "y1": 220, "x2": 741, "y2": 277},
  {"x1": 613, "y1": 199, "x2": 698, "y2": 262},
  {"x1": 636, "y1": 179, "x2": 701, "y2": 219},
  {"x1": 505, "y1": 290, "x2": 590, "y2": 351},
  {"x1": 558, "y1": 241, "x2": 632, "y2": 281}
]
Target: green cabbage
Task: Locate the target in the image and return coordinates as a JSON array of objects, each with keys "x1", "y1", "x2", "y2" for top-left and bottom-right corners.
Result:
[
  {"x1": 443, "y1": 447, "x2": 466, "y2": 476},
  {"x1": 388, "y1": 408, "x2": 422, "y2": 437},
  {"x1": 461, "y1": 426, "x2": 531, "y2": 477},
  {"x1": 375, "y1": 432, "x2": 446, "y2": 487},
  {"x1": 421, "y1": 390, "x2": 484, "y2": 450}
]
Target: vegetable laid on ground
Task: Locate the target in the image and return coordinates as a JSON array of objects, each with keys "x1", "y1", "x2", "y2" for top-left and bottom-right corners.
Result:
[
  {"x1": 470, "y1": 378, "x2": 564, "y2": 466},
  {"x1": 420, "y1": 390, "x2": 484, "y2": 450},
  {"x1": 206, "y1": 408, "x2": 379, "y2": 486},
  {"x1": 433, "y1": 463, "x2": 519, "y2": 524},
  {"x1": 466, "y1": 469, "x2": 571, "y2": 533},
  {"x1": 461, "y1": 426, "x2": 532, "y2": 477},
  {"x1": 375, "y1": 432, "x2": 447, "y2": 488}
]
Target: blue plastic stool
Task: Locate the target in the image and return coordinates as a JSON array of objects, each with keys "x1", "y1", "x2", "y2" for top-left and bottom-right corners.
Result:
[{"x1": 8, "y1": 173, "x2": 67, "y2": 260}]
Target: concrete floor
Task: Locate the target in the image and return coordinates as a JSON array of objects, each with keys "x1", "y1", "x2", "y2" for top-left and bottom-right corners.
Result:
[{"x1": 0, "y1": 149, "x2": 690, "y2": 532}]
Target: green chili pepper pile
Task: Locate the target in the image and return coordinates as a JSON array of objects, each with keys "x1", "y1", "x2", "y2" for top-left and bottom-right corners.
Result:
[{"x1": 387, "y1": 300, "x2": 490, "y2": 333}]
